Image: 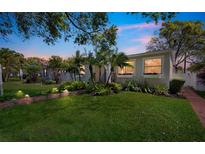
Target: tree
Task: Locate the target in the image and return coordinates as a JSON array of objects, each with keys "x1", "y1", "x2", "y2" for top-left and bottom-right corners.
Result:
[
  {"x1": 188, "y1": 49, "x2": 205, "y2": 85},
  {"x1": 0, "y1": 13, "x2": 177, "y2": 45},
  {"x1": 106, "y1": 52, "x2": 130, "y2": 85},
  {"x1": 131, "y1": 12, "x2": 177, "y2": 24},
  {"x1": 85, "y1": 52, "x2": 96, "y2": 84},
  {"x1": 24, "y1": 57, "x2": 42, "y2": 83},
  {"x1": 0, "y1": 13, "x2": 108, "y2": 45},
  {"x1": 63, "y1": 58, "x2": 79, "y2": 81},
  {"x1": 73, "y1": 50, "x2": 85, "y2": 81},
  {"x1": 147, "y1": 21, "x2": 205, "y2": 72},
  {"x1": 0, "y1": 48, "x2": 24, "y2": 82},
  {"x1": 48, "y1": 56, "x2": 63, "y2": 83},
  {"x1": 92, "y1": 26, "x2": 118, "y2": 82}
]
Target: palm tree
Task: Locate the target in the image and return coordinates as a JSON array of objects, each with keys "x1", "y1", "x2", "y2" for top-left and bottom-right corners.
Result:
[
  {"x1": 95, "y1": 50, "x2": 108, "y2": 82},
  {"x1": 73, "y1": 50, "x2": 85, "y2": 81},
  {"x1": 106, "y1": 52, "x2": 131, "y2": 85},
  {"x1": 85, "y1": 51, "x2": 96, "y2": 84}
]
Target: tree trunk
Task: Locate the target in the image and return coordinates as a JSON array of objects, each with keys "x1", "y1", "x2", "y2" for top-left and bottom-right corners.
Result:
[
  {"x1": 78, "y1": 69, "x2": 81, "y2": 81},
  {"x1": 99, "y1": 66, "x2": 102, "y2": 82},
  {"x1": 4, "y1": 72, "x2": 9, "y2": 82},
  {"x1": 89, "y1": 64, "x2": 94, "y2": 83},
  {"x1": 184, "y1": 55, "x2": 187, "y2": 73},
  {"x1": 106, "y1": 70, "x2": 113, "y2": 86},
  {"x1": 173, "y1": 65, "x2": 178, "y2": 73},
  {"x1": 74, "y1": 72, "x2": 76, "y2": 81}
]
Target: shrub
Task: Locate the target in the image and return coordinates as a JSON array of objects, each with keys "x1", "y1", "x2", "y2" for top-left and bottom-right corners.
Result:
[
  {"x1": 70, "y1": 81, "x2": 86, "y2": 90},
  {"x1": 59, "y1": 81, "x2": 86, "y2": 91},
  {"x1": 123, "y1": 79, "x2": 169, "y2": 96},
  {"x1": 93, "y1": 85, "x2": 111, "y2": 96},
  {"x1": 154, "y1": 84, "x2": 168, "y2": 95},
  {"x1": 49, "y1": 87, "x2": 59, "y2": 94},
  {"x1": 169, "y1": 79, "x2": 185, "y2": 94},
  {"x1": 43, "y1": 80, "x2": 56, "y2": 85},
  {"x1": 15, "y1": 90, "x2": 25, "y2": 98},
  {"x1": 124, "y1": 79, "x2": 150, "y2": 93},
  {"x1": 58, "y1": 81, "x2": 71, "y2": 91},
  {"x1": 108, "y1": 82, "x2": 122, "y2": 93},
  {"x1": 124, "y1": 79, "x2": 140, "y2": 92},
  {"x1": 85, "y1": 83, "x2": 96, "y2": 93},
  {"x1": 9, "y1": 77, "x2": 20, "y2": 82}
]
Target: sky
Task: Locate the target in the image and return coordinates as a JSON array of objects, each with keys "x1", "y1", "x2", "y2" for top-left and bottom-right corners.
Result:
[{"x1": 0, "y1": 12, "x2": 205, "y2": 59}]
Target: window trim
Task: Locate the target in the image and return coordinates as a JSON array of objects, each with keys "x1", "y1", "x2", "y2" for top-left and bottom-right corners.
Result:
[{"x1": 142, "y1": 56, "x2": 164, "y2": 78}]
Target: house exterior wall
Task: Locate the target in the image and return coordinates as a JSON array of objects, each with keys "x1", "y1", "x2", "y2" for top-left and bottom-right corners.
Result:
[{"x1": 116, "y1": 51, "x2": 171, "y2": 88}]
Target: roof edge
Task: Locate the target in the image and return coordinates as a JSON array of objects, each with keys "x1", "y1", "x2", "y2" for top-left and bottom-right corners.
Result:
[{"x1": 127, "y1": 50, "x2": 170, "y2": 58}]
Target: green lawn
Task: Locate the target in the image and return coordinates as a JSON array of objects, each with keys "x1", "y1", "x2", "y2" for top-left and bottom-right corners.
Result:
[
  {"x1": 0, "y1": 92, "x2": 205, "y2": 141},
  {"x1": 0, "y1": 81, "x2": 58, "y2": 101}
]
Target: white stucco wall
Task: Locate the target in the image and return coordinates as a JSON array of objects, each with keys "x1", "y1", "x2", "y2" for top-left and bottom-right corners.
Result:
[{"x1": 116, "y1": 51, "x2": 171, "y2": 87}]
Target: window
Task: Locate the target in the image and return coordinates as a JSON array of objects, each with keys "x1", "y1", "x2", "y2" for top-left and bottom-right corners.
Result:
[
  {"x1": 118, "y1": 60, "x2": 135, "y2": 75},
  {"x1": 144, "y1": 58, "x2": 162, "y2": 75}
]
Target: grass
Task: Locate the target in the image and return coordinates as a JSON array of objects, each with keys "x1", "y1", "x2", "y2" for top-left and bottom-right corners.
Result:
[
  {"x1": 0, "y1": 81, "x2": 58, "y2": 101},
  {"x1": 0, "y1": 92, "x2": 205, "y2": 141}
]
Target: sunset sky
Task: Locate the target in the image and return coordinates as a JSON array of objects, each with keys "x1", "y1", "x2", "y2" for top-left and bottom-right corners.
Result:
[{"x1": 0, "y1": 12, "x2": 205, "y2": 59}]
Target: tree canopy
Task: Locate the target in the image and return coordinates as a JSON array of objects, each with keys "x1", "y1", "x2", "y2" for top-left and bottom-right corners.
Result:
[
  {"x1": 0, "y1": 48, "x2": 24, "y2": 81},
  {"x1": 0, "y1": 12, "x2": 177, "y2": 46},
  {"x1": 0, "y1": 12, "x2": 108, "y2": 45},
  {"x1": 146, "y1": 21, "x2": 205, "y2": 71}
]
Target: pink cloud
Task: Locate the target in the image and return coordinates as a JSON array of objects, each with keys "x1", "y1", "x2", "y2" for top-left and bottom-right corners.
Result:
[
  {"x1": 131, "y1": 35, "x2": 153, "y2": 44},
  {"x1": 118, "y1": 22, "x2": 161, "y2": 32}
]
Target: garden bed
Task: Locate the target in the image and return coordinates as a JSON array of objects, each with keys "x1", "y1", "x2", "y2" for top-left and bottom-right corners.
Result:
[{"x1": 0, "y1": 90, "x2": 86, "y2": 109}]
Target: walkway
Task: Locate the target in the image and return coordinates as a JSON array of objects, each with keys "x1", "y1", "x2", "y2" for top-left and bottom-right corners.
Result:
[{"x1": 182, "y1": 87, "x2": 205, "y2": 128}]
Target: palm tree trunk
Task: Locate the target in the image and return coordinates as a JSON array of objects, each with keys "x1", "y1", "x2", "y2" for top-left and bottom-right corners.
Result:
[
  {"x1": 99, "y1": 66, "x2": 102, "y2": 82},
  {"x1": 89, "y1": 64, "x2": 96, "y2": 87},
  {"x1": 78, "y1": 68, "x2": 81, "y2": 81},
  {"x1": 74, "y1": 72, "x2": 76, "y2": 81},
  {"x1": 106, "y1": 71, "x2": 112, "y2": 86}
]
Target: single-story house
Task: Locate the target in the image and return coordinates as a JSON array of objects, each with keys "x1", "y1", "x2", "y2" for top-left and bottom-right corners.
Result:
[{"x1": 61, "y1": 51, "x2": 205, "y2": 91}]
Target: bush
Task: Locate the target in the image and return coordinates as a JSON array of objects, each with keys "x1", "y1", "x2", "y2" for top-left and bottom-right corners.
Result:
[
  {"x1": 49, "y1": 87, "x2": 59, "y2": 94},
  {"x1": 154, "y1": 84, "x2": 168, "y2": 95},
  {"x1": 93, "y1": 85, "x2": 111, "y2": 96},
  {"x1": 108, "y1": 82, "x2": 122, "y2": 93},
  {"x1": 43, "y1": 80, "x2": 56, "y2": 85},
  {"x1": 59, "y1": 81, "x2": 86, "y2": 92},
  {"x1": 15, "y1": 90, "x2": 25, "y2": 98},
  {"x1": 9, "y1": 77, "x2": 20, "y2": 81},
  {"x1": 169, "y1": 79, "x2": 185, "y2": 94},
  {"x1": 124, "y1": 79, "x2": 169, "y2": 96},
  {"x1": 124, "y1": 79, "x2": 151, "y2": 93},
  {"x1": 85, "y1": 83, "x2": 96, "y2": 93}
]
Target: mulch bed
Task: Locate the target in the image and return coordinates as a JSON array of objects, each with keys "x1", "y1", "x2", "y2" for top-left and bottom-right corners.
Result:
[{"x1": 0, "y1": 90, "x2": 87, "y2": 109}]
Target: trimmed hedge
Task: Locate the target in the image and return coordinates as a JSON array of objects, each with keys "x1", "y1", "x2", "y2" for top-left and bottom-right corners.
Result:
[{"x1": 169, "y1": 79, "x2": 185, "y2": 94}]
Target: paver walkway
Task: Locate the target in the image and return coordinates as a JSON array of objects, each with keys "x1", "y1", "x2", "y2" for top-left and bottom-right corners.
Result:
[{"x1": 182, "y1": 87, "x2": 205, "y2": 128}]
